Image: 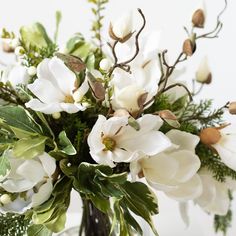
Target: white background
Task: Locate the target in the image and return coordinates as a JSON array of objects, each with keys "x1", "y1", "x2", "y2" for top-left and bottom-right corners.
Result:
[{"x1": 1, "y1": 0, "x2": 236, "y2": 235}]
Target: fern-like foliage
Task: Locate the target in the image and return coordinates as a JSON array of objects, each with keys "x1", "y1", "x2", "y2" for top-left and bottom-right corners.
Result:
[{"x1": 0, "y1": 213, "x2": 30, "y2": 236}]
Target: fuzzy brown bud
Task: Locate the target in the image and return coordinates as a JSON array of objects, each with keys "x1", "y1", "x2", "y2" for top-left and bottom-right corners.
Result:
[
  {"x1": 192, "y1": 9, "x2": 205, "y2": 28},
  {"x1": 229, "y1": 102, "x2": 236, "y2": 115},
  {"x1": 200, "y1": 127, "x2": 221, "y2": 145},
  {"x1": 183, "y1": 39, "x2": 196, "y2": 56}
]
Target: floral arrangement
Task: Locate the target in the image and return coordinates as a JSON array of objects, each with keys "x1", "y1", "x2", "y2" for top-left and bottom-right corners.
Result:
[{"x1": 0, "y1": 0, "x2": 235, "y2": 235}]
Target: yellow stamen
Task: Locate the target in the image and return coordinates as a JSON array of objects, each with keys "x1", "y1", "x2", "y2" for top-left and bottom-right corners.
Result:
[
  {"x1": 102, "y1": 137, "x2": 116, "y2": 151},
  {"x1": 64, "y1": 95, "x2": 75, "y2": 104}
]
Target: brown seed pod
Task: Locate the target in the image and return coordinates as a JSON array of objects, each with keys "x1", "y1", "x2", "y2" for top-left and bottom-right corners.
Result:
[
  {"x1": 192, "y1": 9, "x2": 205, "y2": 28},
  {"x1": 183, "y1": 39, "x2": 196, "y2": 56},
  {"x1": 229, "y1": 102, "x2": 236, "y2": 115},
  {"x1": 200, "y1": 127, "x2": 221, "y2": 145}
]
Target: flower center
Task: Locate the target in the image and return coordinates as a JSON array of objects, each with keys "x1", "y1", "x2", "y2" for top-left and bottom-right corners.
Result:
[
  {"x1": 64, "y1": 95, "x2": 75, "y2": 104},
  {"x1": 102, "y1": 137, "x2": 116, "y2": 151}
]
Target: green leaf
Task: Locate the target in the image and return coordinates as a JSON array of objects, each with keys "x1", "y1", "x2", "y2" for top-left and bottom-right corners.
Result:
[
  {"x1": 13, "y1": 135, "x2": 47, "y2": 159},
  {"x1": 27, "y1": 224, "x2": 52, "y2": 236},
  {"x1": 59, "y1": 159, "x2": 77, "y2": 177},
  {"x1": 54, "y1": 11, "x2": 62, "y2": 42},
  {"x1": 120, "y1": 181, "x2": 159, "y2": 236},
  {"x1": 45, "y1": 210, "x2": 66, "y2": 233},
  {"x1": 20, "y1": 22, "x2": 52, "y2": 49},
  {"x1": 0, "y1": 150, "x2": 11, "y2": 181},
  {"x1": 65, "y1": 33, "x2": 85, "y2": 54},
  {"x1": 0, "y1": 106, "x2": 42, "y2": 135},
  {"x1": 58, "y1": 131, "x2": 77, "y2": 155}
]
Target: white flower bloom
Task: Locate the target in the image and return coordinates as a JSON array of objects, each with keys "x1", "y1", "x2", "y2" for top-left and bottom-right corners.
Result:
[
  {"x1": 110, "y1": 11, "x2": 133, "y2": 41},
  {"x1": 25, "y1": 57, "x2": 89, "y2": 114},
  {"x1": 0, "y1": 151, "x2": 56, "y2": 213},
  {"x1": 1, "y1": 64, "x2": 30, "y2": 88},
  {"x1": 88, "y1": 114, "x2": 171, "y2": 168},
  {"x1": 131, "y1": 129, "x2": 202, "y2": 201},
  {"x1": 195, "y1": 169, "x2": 236, "y2": 215},
  {"x1": 212, "y1": 132, "x2": 236, "y2": 171},
  {"x1": 110, "y1": 32, "x2": 161, "y2": 113}
]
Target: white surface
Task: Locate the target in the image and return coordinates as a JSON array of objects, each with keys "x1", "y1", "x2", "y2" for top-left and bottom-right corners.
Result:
[{"x1": 1, "y1": 0, "x2": 236, "y2": 235}]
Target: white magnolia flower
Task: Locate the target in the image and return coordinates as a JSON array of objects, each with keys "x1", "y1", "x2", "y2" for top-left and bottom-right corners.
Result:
[
  {"x1": 131, "y1": 129, "x2": 202, "y2": 201},
  {"x1": 110, "y1": 32, "x2": 161, "y2": 113},
  {"x1": 26, "y1": 57, "x2": 89, "y2": 114},
  {"x1": 0, "y1": 151, "x2": 56, "y2": 213},
  {"x1": 1, "y1": 64, "x2": 30, "y2": 88},
  {"x1": 195, "y1": 169, "x2": 236, "y2": 215},
  {"x1": 212, "y1": 132, "x2": 236, "y2": 171},
  {"x1": 110, "y1": 11, "x2": 133, "y2": 41},
  {"x1": 88, "y1": 114, "x2": 171, "y2": 168}
]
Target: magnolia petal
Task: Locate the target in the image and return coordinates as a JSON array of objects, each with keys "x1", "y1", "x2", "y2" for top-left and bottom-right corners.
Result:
[
  {"x1": 166, "y1": 175, "x2": 203, "y2": 201},
  {"x1": 129, "y1": 161, "x2": 142, "y2": 181},
  {"x1": 166, "y1": 130, "x2": 200, "y2": 152},
  {"x1": 16, "y1": 159, "x2": 45, "y2": 183},
  {"x1": 142, "y1": 154, "x2": 180, "y2": 192},
  {"x1": 38, "y1": 153, "x2": 56, "y2": 177},
  {"x1": 31, "y1": 180, "x2": 53, "y2": 207},
  {"x1": 88, "y1": 115, "x2": 107, "y2": 154},
  {"x1": 73, "y1": 79, "x2": 89, "y2": 102},
  {"x1": 1, "y1": 179, "x2": 35, "y2": 193},
  {"x1": 25, "y1": 99, "x2": 62, "y2": 114},
  {"x1": 49, "y1": 57, "x2": 76, "y2": 95},
  {"x1": 195, "y1": 174, "x2": 216, "y2": 208},
  {"x1": 170, "y1": 150, "x2": 201, "y2": 183},
  {"x1": 37, "y1": 58, "x2": 57, "y2": 86},
  {"x1": 213, "y1": 143, "x2": 236, "y2": 171},
  {"x1": 204, "y1": 181, "x2": 230, "y2": 216},
  {"x1": 89, "y1": 151, "x2": 116, "y2": 168},
  {"x1": 137, "y1": 114, "x2": 164, "y2": 133},
  {"x1": 102, "y1": 116, "x2": 128, "y2": 137},
  {"x1": 28, "y1": 79, "x2": 64, "y2": 103},
  {"x1": 179, "y1": 202, "x2": 190, "y2": 227},
  {"x1": 119, "y1": 131, "x2": 171, "y2": 156},
  {"x1": 112, "y1": 148, "x2": 139, "y2": 163},
  {"x1": 60, "y1": 103, "x2": 85, "y2": 113}
]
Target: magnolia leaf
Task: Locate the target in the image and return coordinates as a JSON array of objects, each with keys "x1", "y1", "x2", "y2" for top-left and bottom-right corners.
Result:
[
  {"x1": 86, "y1": 53, "x2": 95, "y2": 70},
  {"x1": 58, "y1": 131, "x2": 77, "y2": 155},
  {"x1": 0, "y1": 150, "x2": 11, "y2": 181},
  {"x1": 0, "y1": 106, "x2": 42, "y2": 135},
  {"x1": 89, "y1": 194, "x2": 111, "y2": 214},
  {"x1": 13, "y1": 135, "x2": 47, "y2": 159},
  {"x1": 45, "y1": 210, "x2": 67, "y2": 233},
  {"x1": 32, "y1": 208, "x2": 55, "y2": 225},
  {"x1": 120, "y1": 181, "x2": 159, "y2": 236},
  {"x1": 65, "y1": 33, "x2": 85, "y2": 54},
  {"x1": 59, "y1": 159, "x2": 77, "y2": 177},
  {"x1": 20, "y1": 22, "x2": 52, "y2": 49},
  {"x1": 55, "y1": 52, "x2": 86, "y2": 73},
  {"x1": 27, "y1": 224, "x2": 52, "y2": 236},
  {"x1": 172, "y1": 95, "x2": 188, "y2": 112},
  {"x1": 87, "y1": 72, "x2": 105, "y2": 101},
  {"x1": 95, "y1": 169, "x2": 127, "y2": 184},
  {"x1": 54, "y1": 11, "x2": 62, "y2": 42}
]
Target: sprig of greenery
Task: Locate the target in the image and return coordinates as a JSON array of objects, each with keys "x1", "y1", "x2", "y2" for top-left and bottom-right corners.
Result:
[
  {"x1": 88, "y1": 0, "x2": 109, "y2": 50},
  {"x1": 0, "y1": 213, "x2": 30, "y2": 236},
  {"x1": 214, "y1": 191, "x2": 233, "y2": 236},
  {"x1": 179, "y1": 99, "x2": 225, "y2": 128},
  {"x1": 196, "y1": 143, "x2": 236, "y2": 182}
]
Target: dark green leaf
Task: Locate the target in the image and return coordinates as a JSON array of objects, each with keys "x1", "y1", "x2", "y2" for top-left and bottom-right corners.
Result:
[{"x1": 58, "y1": 131, "x2": 77, "y2": 155}]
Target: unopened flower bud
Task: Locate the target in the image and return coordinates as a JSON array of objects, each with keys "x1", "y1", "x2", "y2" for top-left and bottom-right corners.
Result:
[
  {"x1": 14, "y1": 46, "x2": 25, "y2": 56},
  {"x1": 113, "y1": 109, "x2": 130, "y2": 117},
  {"x1": 196, "y1": 57, "x2": 212, "y2": 84},
  {"x1": 109, "y1": 11, "x2": 133, "y2": 43},
  {"x1": 0, "y1": 194, "x2": 12, "y2": 205},
  {"x1": 192, "y1": 9, "x2": 205, "y2": 28},
  {"x1": 99, "y1": 58, "x2": 112, "y2": 72},
  {"x1": 229, "y1": 102, "x2": 236, "y2": 115},
  {"x1": 27, "y1": 66, "x2": 37, "y2": 76},
  {"x1": 52, "y1": 112, "x2": 61, "y2": 119},
  {"x1": 183, "y1": 38, "x2": 196, "y2": 56},
  {"x1": 200, "y1": 127, "x2": 221, "y2": 145}
]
